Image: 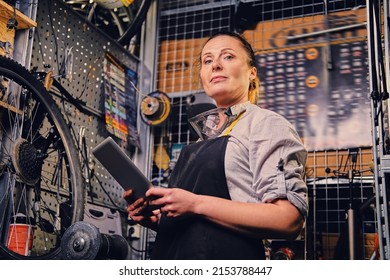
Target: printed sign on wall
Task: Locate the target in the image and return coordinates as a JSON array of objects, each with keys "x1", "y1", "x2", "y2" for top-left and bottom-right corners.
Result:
[
  {"x1": 103, "y1": 52, "x2": 140, "y2": 148},
  {"x1": 245, "y1": 8, "x2": 371, "y2": 151}
]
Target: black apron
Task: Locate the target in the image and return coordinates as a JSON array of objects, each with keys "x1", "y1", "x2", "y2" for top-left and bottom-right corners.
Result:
[{"x1": 151, "y1": 136, "x2": 265, "y2": 260}]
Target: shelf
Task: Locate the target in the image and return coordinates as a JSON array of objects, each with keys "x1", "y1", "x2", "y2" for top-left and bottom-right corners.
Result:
[
  {"x1": 0, "y1": 0, "x2": 37, "y2": 56},
  {"x1": 0, "y1": 0, "x2": 37, "y2": 30}
]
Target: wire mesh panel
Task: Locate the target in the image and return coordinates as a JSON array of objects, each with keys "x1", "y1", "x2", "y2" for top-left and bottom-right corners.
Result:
[
  {"x1": 242, "y1": 1, "x2": 369, "y2": 151},
  {"x1": 306, "y1": 148, "x2": 376, "y2": 259},
  {"x1": 157, "y1": 1, "x2": 235, "y2": 94}
]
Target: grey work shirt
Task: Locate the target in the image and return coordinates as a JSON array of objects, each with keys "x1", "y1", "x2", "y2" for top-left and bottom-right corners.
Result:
[{"x1": 223, "y1": 102, "x2": 308, "y2": 219}]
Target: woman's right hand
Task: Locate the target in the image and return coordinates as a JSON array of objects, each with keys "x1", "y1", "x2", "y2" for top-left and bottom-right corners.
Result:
[{"x1": 123, "y1": 189, "x2": 160, "y2": 231}]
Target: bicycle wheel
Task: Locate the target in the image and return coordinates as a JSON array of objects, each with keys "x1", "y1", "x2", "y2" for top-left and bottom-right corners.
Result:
[
  {"x1": 0, "y1": 56, "x2": 84, "y2": 259},
  {"x1": 64, "y1": 0, "x2": 152, "y2": 46}
]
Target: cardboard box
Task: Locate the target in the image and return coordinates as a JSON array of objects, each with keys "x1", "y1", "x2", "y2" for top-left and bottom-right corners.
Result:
[
  {"x1": 306, "y1": 147, "x2": 373, "y2": 178},
  {"x1": 157, "y1": 38, "x2": 207, "y2": 94}
]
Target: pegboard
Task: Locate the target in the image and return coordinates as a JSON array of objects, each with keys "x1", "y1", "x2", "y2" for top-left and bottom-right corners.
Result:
[{"x1": 30, "y1": 0, "x2": 141, "y2": 210}]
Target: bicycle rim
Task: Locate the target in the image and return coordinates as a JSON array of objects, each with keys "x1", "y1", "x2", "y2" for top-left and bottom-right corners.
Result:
[
  {"x1": 64, "y1": 0, "x2": 152, "y2": 46},
  {"x1": 0, "y1": 56, "x2": 84, "y2": 259}
]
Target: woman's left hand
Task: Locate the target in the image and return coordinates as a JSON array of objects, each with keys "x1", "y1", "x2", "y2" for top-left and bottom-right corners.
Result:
[{"x1": 146, "y1": 187, "x2": 198, "y2": 218}]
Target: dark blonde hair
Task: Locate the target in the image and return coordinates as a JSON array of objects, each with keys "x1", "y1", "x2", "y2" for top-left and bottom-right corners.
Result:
[{"x1": 195, "y1": 31, "x2": 260, "y2": 104}]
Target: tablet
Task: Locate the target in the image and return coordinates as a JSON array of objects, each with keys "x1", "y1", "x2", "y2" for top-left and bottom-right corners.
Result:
[{"x1": 92, "y1": 136, "x2": 151, "y2": 201}]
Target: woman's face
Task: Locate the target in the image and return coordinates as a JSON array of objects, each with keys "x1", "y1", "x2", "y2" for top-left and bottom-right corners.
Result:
[{"x1": 200, "y1": 35, "x2": 257, "y2": 107}]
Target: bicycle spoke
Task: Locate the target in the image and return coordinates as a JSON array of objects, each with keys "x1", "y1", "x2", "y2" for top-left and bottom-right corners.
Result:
[{"x1": 0, "y1": 56, "x2": 84, "y2": 259}]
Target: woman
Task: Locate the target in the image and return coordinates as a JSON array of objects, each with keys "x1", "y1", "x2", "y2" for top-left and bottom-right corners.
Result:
[{"x1": 124, "y1": 31, "x2": 308, "y2": 259}]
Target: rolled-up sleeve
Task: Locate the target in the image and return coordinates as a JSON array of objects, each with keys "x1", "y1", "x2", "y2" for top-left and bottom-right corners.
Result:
[{"x1": 250, "y1": 115, "x2": 308, "y2": 219}]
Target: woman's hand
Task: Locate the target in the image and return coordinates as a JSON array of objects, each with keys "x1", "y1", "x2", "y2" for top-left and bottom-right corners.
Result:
[
  {"x1": 146, "y1": 187, "x2": 199, "y2": 218},
  {"x1": 123, "y1": 189, "x2": 160, "y2": 230}
]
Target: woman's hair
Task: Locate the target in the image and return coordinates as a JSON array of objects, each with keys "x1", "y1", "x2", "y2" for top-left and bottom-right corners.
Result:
[{"x1": 195, "y1": 31, "x2": 260, "y2": 104}]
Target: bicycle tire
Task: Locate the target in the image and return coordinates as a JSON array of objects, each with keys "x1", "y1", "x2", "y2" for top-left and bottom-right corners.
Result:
[
  {"x1": 117, "y1": 0, "x2": 152, "y2": 45},
  {"x1": 0, "y1": 56, "x2": 84, "y2": 259},
  {"x1": 65, "y1": 0, "x2": 152, "y2": 46}
]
